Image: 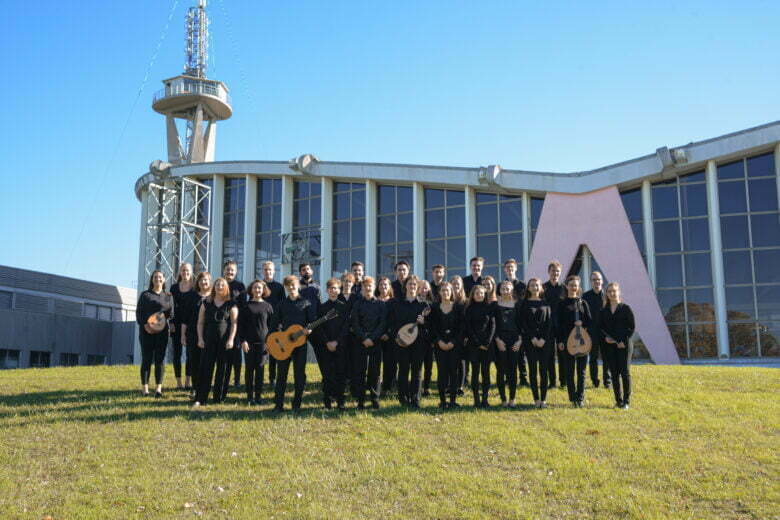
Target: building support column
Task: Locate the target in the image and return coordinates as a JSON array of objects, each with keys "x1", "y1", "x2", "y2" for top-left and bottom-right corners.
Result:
[
  {"x1": 134, "y1": 187, "x2": 150, "y2": 364},
  {"x1": 243, "y1": 175, "x2": 257, "y2": 283},
  {"x1": 706, "y1": 160, "x2": 729, "y2": 358},
  {"x1": 641, "y1": 180, "x2": 656, "y2": 287},
  {"x1": 365, "y1": 180, "x2": 378, "y2": 278},
  {"x1": 209, "y1": 175, "x2": 225, "y2": 277},
  {"x1": 412, "y1": 182, "x2": 425, "y2": 278},
  {"x1": 582, "y1": 245, "x2": 592, "y2": 291},
  {"x1": 521, "y1": 192, "x2": 530, "y2": 274},
  {"x1": 320, "y1": 177, "x2": 334, "y2": 280},
  {"x1": 280, "y1": 175, "x2": 294, "y2": 278},
  {"x1": 465, "y1": 186, "x2": 477, "y2": 274}
]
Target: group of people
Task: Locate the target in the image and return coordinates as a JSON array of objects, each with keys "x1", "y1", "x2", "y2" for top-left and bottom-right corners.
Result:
[{"x1": 135, "y1": 256, "x2": 635, "y2": 412}]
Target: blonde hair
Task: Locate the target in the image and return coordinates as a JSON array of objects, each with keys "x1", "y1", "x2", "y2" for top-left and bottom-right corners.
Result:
[
  {"x1": 498, "y1": 280, "x2": 516, "y2": 303},
  {"x1": 210, "y1": 277, "x2": 230, "y2": 302},
  {"x1": 482, "y1": 275, "x2": 497, "y2": 303},
  {"x1": 606, "y1": 282, "x2": 622, "y2": 304},
  {"x1": 449, "y1": 275, "x2": 467, "y2": 305}
]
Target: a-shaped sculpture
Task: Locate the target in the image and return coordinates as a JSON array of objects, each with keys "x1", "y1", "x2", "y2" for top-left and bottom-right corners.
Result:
[{"x1": 526, "y1": 186, "x2": 680, "y2": 364}]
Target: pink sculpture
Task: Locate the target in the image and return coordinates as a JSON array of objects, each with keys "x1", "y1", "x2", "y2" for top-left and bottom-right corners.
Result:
[{"x1": 526, "y1": 186, "x2": 680, "y2": 364}]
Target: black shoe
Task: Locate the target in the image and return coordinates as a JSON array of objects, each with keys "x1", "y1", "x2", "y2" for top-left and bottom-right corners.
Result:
[
  {"x1": 615, "y1": 401, "x2": 623, "y2": 408},
  {"x1": 398, "y1": 396, "x2": 408, "y2": 407},
  {"x1": 592, "y1": 380, "x2": 600, "y2": 388},
  {"x1": 519, "y1": 379, "x2": 529, "y2": 387},
  {"x1": 336, "y1": 400, "x2": 346, "y2": 410},
  {"x1": 357, "y1": 401, "x2": 365, "y2": 410},
  {"x1": 547, "y1": 381, "x2": 555, "y2": 389},
  {"x1": 155, "y1": 391, "x2": 163, "y2": 399},
  {"x1": 410, "y1": 400, "x2": 420, "y2": 409},
  {"x1": 559, "y1": 383, "x2": 566, "y2": 389},
  {"x1": 604, "y1": 381, "x2": 612, "y2": 389},
  {"x1": 457, "y1": 388, "x2": 465, "y2": 396},
  {"x1": 473, "y1": 399, "x2": 480, "y2": 408},
  {"x1": 621, "y1": 402, "x2": 630, "y2": 410},
  {"x1": 273, "y1": 404, "x2": 284, "y2": 412},
  {"x1": 439, "y1": 401, "x2": 448, "y2": 409},
  {"x1": 449, "y1": 400, "x2": 460, "y2": 408},
  {"x1": 324, "y1": 400, "x2": 332, "y2": 410},
  {"x1": 371, "y1": 400, "x2": 380, "y2": 409}
]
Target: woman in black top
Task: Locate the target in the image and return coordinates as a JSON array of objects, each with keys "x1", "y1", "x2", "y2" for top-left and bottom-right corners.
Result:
[
  {"x1": 240, "y1": 279, "x2": 275, "y2": 406},
  {"x1": 193, "y1": 277, "x2": 238, "y2": 407},
  {"x1": 556, "y1": 275, "x2": 592, "y2": 407},
  {"x1": 465, "y1": 284, "x2": 496, "y2": 408},
  {"x1": 600, "y1": 282, "x2": 636, "y2": 409},
  {"x1": 518, "y1": 278, "x2": 554, "y2": 408},
  {"x1": 430, "y1": 282, "x2": 463, "y2": 409},
  {"x1": 180, "y1": 271, "x2": 211, "y2": 399},
  {"x1": 351, "y1": 276, "x2": 387, "y2": 409},
  {"x1": 222, "y1": 260, "x2": 246, "y2": 396},
  {"x1": 170, "y1": 263, "x2": 194, "y2": 390},
  {"x1": 450, "y1": 275, "x2": 469, "y2": 396},
  {"x1": 388, "y1": 276, "x2": 429, "y2": 408},
  {"x1": 135, "y1": 270, "x2": 173, "y2": 398},
  {"x1": 494, "y1": 280, "x2": 522, "y2": 408},
  {"x1": 376, "y1": 277, "x2": 397, "y2": 395},
  {"x1": 417, "y1": 280, "x2": 435, "y2": 397}
]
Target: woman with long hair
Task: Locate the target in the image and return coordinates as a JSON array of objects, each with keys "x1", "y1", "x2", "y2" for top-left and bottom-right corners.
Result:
[
  {"x1": 494, "y1": 280, "x2": 521, "y2": 407},
  {"x1": 170, "y1": 263, "x2": 194, "y2": 390},
  {"x1": 180, "y1": 271, "x2": 211, "y2": 400},
  {"x1": 377, "y1": 276, "x2": 397, "y2": 394},
  {"x1": 465, "y1": 284, "x2": 496, "y2": 408},
  {"x1": 450, "y1": 275, "x2": 469, "y2": 396},
  {"x1": 193, "y1": 277, "x2": 238, "y2": 407},
  {"x1": 135, "y1": 270, "x2": 173, "y2": 397},
  {"x1": 388, "y1": 275, "x2": 429, "y2": 408},
  {"x1": 430, "y1": 281, "x2": 463, "y2": 408},
  {"x1": 556, "y1": 275, "x2": 592, "y2": 408},
  {"x1": 600, "y1": 282, "x2": 635, "y2": 409},
  {"x1": 482, "y1": 275, "x2": 498, "y2": 303},
  {"x1": 417, "y1": 279, "x2": 435, "y2": 397},
  {"x1": 518, "y1": 278, "x2": 553, "y2": 408},
  {"x1": 240, "y1": 279, "x2": 274, "y2": 406}
]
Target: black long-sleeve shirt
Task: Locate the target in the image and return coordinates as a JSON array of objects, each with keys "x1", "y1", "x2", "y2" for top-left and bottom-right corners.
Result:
[
  {"x1": 599, "y1": 303, "x2": 636, "y2": 344},
  {"x1": 277, "y1": 296, "x2": 316, "y2": 330},
  {"x1": 555, "y1": 297, "x2": 592, "y2": 344},
  {"x1": 494, "y1": 302, "x2": 521, "y2": 342},
  {"x1": 351, "y1": 297, "x2": 388, "y2": 343},
  {"x1": 316, "y1": 298, "x2": 351, "y2": 345},
  {"x1": 430, "y1": 302, "x2": 464, "y2": 347},
  {"x1": 388, "y1": 298, "x2": 428, "y2": 340},
  {"x1": 582, "y1": 289, "x2": 606, "y2": 341},
  {"x1": 299, "y1": 277, "x2": 321, "y2": 315},
  {"x1": 170, "y1": 283, "x2": 194, "y2": 325},
  {"x1": 391, "y1": 279, "x2": 406, "y2": 301},
  {"x1": 263, "y1": 279, "x2": 285, "y2": 309},
  {"x1": 136, "y1": 290, "x2": 173, "y2": 327},
  {"x1": 504, "y1": 278, "x2": 527, "y2": 301},
  {"x1": 517, "y1": 299, "x2": 554, "y2": 343},
  {"x1": 228, "y1": 280, "x2": 247, "y2": 305},
  {"x1": 464, "y1": 301, "x2": 495, "y2": 348},
  {"x1": 543, "y1": 281, "x2": 566, "y2": 310},
  {"x1": 239, "y1": 300, "x2": 275, "y2": 344},
  {"x1": 463, "y1": 275, "x2": 483, "y2": 297},
  {"x1": 180, "y1": 291, "x2": 209, "y2": 336}
]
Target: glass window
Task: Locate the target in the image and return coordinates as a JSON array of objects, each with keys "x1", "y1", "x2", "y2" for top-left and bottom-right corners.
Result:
[
  {"x1": 29, "y1": 351, "x2": 51, "y2": 368},
  {"x1": 621, "y1": 189, "x2": 646, "y2": 262},
  {"x1": 59, "y1": 353, "x2": 80, "y2": 366},
  {"x1": 222, "y1": 178, "x2": 246, "y2": 279},
  {"x1": 0, "y1": 290, "x2": 11, "y2": 309},
  {"x1": 718, "y1": 181, "x2": 747, "y2": 214},
  {"x1": 746, "y1": 152, "x2": 775, "y2": 178},
  {"x1": 424, "y1": 189, "x2": 466, "y2": 278},
  {"x1": 98, "y1": 307, "x2": 113, "y2": 322},
  {"x1": 0, "y1": 349, "x2": 20, "y2": 369},
  {"x1": 293, "y1": 181, "x2": 322, "y2": 280},
  {"x1": 729, "y1": 323, "x2": 758, "y2": 357},
  {"x1": 332, "y1": 182, "x2": 365, "y2": 277},
  {"x1": 748, "y1": 178, "x2": 778, "y2": 212},
  {"x1": 476, "y1": 192, "x2": 524, "y2": 280},
  {"x1": 717, "y1": 160, "x2": 744, "y2": 180},
  {"x1": 720, "y1": 215, "x2": 750, "y2": 249},
  {"x1": 84, "y1": 304, "x2": 98, "y2": 319},
  {"x1": 86, "y1": 354, "x2": 106, "y2": 366},
  {"x1": 530, "y1": 196, "x2": 544, "y2": 246},
  {"x1": 377, "y1": 185, "x2": 414, "y2": 278},
  {"x1": 255, "y1": 179, "x2": 283, "y2": 277}
]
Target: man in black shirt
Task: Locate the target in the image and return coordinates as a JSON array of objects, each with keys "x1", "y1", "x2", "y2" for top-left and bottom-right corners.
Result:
[
  {"x1": 261, "y1": 261, "x2": 284, "y2": 386},
  {"x1": 350, "y1": 261, "x2": 365, "y2": 298},
  {"x1": 503, "y1": 258, "x2": 528, "y2": 386},
  {"x1": 391, "y1": 260, "x2": 410, "y2": 300},
  {"x1": 313, "y1": 278, "x2": 350, "y2": 409},
  {"x1": 463, "y1": 256, "x2": 485, "y2": 297},
  {"x1": 299, "y1": 262, "x2": 321, "y2": 315},
  {"x1": 429, "y1": 264, "x2": 446, "y2": 302},
  {"x1": 223, "y1": 260, "x2": 246, "y2": 397},
  {"x1": 582, "y1": 270, "x2": 611, "y2": 388},
  {"x1": 542, "y1": 260, "x2": 566, "y2": 388}
]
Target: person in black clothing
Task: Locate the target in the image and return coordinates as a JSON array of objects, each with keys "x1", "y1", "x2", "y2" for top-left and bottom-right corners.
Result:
[
  {"x1": 180, "y1": 271, "x2": 212, "y2": 400},
  {"x1": 338, "y1": 273, "x2": 359, "y2": 400},
  {"x1": 351, "y1": 276, "x2": 387, "y2": 409},
  {"x1": 582, "y1": 271, "x2": 611, "y2": 389},
  {"x1": 260, "y1": 261, "x2": 284, "y2": 387},
  {"x1": 518, "y1": 278, "x2": 554, "y2": 408},
  {"x1": 463, "y1": 256, "x2": 485, "y2": 296},
  {"x1": 388, "y1": 275, "x2": 429, "y2": 408},
  {"x1": 465, "y1": 284, "x2": 496, "y2": 408},
  {"x1": 429, "y1": 264, "x2": 447, "y2": 303},
  {"x1": 240, "y1": 279, "x2": 275, "y2": 406},
  {"x1": 430, "y1": 281, "x2": 463, "y2": 409},
  {"x1": 418, "y1": 279, "x2": 435, "y2": 397},
  {"x1": 503, "y1": 258, "x2": 529, "y2": 388},
  {"x1": 376, "y1": 276, "x2": 397, "y2": 394},
  {"x1": 136, "y1": 270, "x2": 173, "y2": 398},
  {"x1": 556, "y1": 275, "x2": 593, "y2": 407},
  {"x1": 494, "y1": 280, "x2": 522, "y2": 407},
  {"x1": 170, "y1": 262, "x2": 194, "y2": 390},
  {"x1": 313, "y1": 277, "x2": 350, "y2": 409},
  {"x1": 391, "y1": 260, "x2": 410, "y2": 301},
  {"x1": 298, "y1": 262, "x2": 321, "y2": 315},
  {"x1": 222, "y1": 260, "x2": 246, "y2": 396},
  {"x1": 450, "y1": 275, "x2": 469, "y2": 396},
  {"x1": 193, "y1": 277, "x2": 238, "y2": 407},
  {"x1": 543, "y1": 260, "x2": 566, "y2": 388},
  {"x1": 350, "y1": 261, "x2": 365, "y2": 298},
  {"x1": 274, "y1": 275, "x2": 316, "y2": 411},
  {"x1": 600, "y1": 282, "x2": 635, "y2": 409}
]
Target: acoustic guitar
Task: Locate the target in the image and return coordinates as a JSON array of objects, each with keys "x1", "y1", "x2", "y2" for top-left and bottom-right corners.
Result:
[
  {"x1": 267, "y1": 309, "x2": 338, "y2": 361},
  {"x1": 566, "y1": 298, "x2": 592, "y2": 357},
  {"x1": 396, "y1": 305, "x2": 431, "y2": 347}
]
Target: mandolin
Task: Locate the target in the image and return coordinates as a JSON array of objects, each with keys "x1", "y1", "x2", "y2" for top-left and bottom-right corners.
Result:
[
  {"x1": 145, "y1": 312, "x2": 168, "y2": 334},
  {"x1": 566, "y1": 298, "x2": 592, "y2": 357},
  {"x1": 267, "y1": 309, "x2": 338, "y2": 361},
  {"x1": 396, "y1": 305, "x2": 431, "y2": 347}
]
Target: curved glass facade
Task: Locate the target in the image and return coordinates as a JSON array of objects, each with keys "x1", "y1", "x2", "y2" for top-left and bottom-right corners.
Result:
[
  {"x1": 475, "y1": 192, "x2": 524, "y2": 280},
  {"x1": 377, "y1": 185, "x2": 413, "y2": 278},
  {"x1": 332, "y1": 182, "x2": 365, "y2": 278},
  {"x1": 293, "y1": 181, "x2": 322, "y2": 280},
  {"x1": 255, "y1": 178, "x2": 282, "y2": 277},
  {"x1": 222, "y1": 177, "x2": 245, "y2": 279},
  {"x1": 424, "y1": 189, "x2": 466, "y2": 279}
]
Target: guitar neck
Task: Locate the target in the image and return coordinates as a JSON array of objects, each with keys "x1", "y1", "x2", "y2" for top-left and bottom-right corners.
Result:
[{"x1": 306, "y1": 312, "x2": 334, "y2": 331}]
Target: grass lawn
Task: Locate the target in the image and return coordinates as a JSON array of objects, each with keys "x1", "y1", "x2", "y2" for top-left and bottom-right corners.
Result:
[{"x1": 0, "y1": 364, "x2": 778, "y2": 519}]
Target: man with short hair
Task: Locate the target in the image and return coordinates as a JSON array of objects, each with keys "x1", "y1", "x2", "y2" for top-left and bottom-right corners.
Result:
[
  {"x1": 350, "y1": 261, "x2": 365, "y2": 298},
  {"x1": 222, "y1": 260, "x2": 246, "y2": 399},
  {"x1": 543, "y1": 260, "x2": 566, "y2": 389},
  {"x1": 582, "y1": 270, "x2": 612, "y2": 389},
  {"x1": 429, "y1": 264, "x2": 446, "y2": 303},
  {"x1": 261, "y1": 261, "x2": 283, "y2": 386},
  {"x1": 298, "y1": 262, "x2": 321, "y2": 315},
  {"x1": 503, "y1": 258, "x2": 528, "y2": 386},
  {"x1": 392, "y1": 260, "x2": 410, "y2": 300},
  {"x1": 463, "y1": 257, "x2": 485, "y2": 297}
]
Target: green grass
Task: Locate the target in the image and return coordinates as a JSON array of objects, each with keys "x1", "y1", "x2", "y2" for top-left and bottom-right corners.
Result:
[{"x1": 0, "y1": 365, "x2": 778, "y2": 520}]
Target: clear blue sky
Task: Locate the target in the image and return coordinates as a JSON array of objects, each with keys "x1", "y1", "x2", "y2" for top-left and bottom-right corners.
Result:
[{"x1": 1, "y1": 0, "x2": 778, "y2": 289}]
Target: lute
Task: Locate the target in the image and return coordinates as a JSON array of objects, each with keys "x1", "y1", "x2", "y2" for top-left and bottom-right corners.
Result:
[{"x1": 566, "y1": 298, "x2": 592, "y2": 357}]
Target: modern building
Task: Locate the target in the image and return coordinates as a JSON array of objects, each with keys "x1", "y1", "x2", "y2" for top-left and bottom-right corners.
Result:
[
  {"x1": 0, "y1": 265, "x2": 137, "y2": 369},
  {"x1": 134, "y1": 2, "x2": 780, "y2": 363}
]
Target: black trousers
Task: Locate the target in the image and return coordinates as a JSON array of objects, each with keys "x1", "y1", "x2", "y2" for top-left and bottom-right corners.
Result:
[
  {"x1": 195, "y1": 343, "x2": 231, "y2": 403},
  {"x1": 563, "y1": 351, "x2": 587, "y2": 403},
  {"x1": 380, "y1": 337, "x2": 397, "y2": 393},
  {"x1": 526, "y1": 346, "x2": 550, "y2": 402},
  {"x1": 516, "y1": 346, "x2": 528, "y2": 384},
  {"x1": 268, "y1": 356, "x2": 277, "y2": 384},
  {"x1": 396, "y1": 340, "x2": 425, "y2": 403},
  {"x1": 316, "y1": 341, "x2": 347, "y2": 403},
  {"x1": 434, "y1": 347, "x2": 459, "y2": 403},
  {"x1": 588, "y1": 341, "x2": 612, "y2": 386},
  {"x1": 244, "y1": 342, "x2": 268, "y2": 402},
  {"x1": 604, "y1": 342, "x2": 632, "y2": 404},
  {"x1": 457, "y1": 346, "x2": 469, "y2": 390},
  {"x1": 185, "y1": 331, "x2": 201, "y2": 390},
  {"x1": 170, "y1": 327, "x2": 184, "y2": 379},
  {"x1": 353, "y1": 342, "x2": 382, "y2": 403},
  {"x1": 495, "y1": 347, "x2": 520, "y2": 402},
  {"x1": 140, "y1": 330, "x2": 167, "y2": 386},
  {"x1": 422, "y1": 343, "x2": 434, "y2": 390},
  {"x1": 469, "y1": 347, "x2": 492, "y2": 402},
  {"x1": 274, "y1": 344, "x2": 308, "y2": 408},
  {"x1": 547, "y1": 349, "x2": 557, "y2": 387},
  {"x1": 223, "y1": 345, "x2": 242, "y2": 389}
]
